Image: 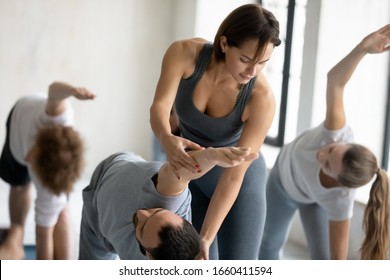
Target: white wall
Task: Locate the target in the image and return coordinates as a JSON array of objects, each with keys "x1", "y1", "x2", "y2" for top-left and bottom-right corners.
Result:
[
  {"x1": 0, "y1": 0, "x2": 197, "y2": 177},
  {"x1": 194, "y1": 0, "x2": 255, "y2": 40}
]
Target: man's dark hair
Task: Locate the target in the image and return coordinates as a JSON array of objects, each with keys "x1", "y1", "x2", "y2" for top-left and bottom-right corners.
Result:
[{"x1": 148, "y1": 219, "x2": 200, "y2": 260}]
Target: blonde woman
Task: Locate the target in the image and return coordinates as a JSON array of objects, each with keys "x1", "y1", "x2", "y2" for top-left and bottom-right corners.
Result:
[{"x1": 259, "y1": 25, "x2": 390, "y2": 260}]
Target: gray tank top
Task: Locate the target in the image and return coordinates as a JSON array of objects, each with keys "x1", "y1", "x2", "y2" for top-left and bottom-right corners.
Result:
[{"x1": 175, "y1": 43, "x2": 256, "y2": 147}]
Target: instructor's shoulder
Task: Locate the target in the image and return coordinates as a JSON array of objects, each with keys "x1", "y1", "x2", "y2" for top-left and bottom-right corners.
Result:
[{"x1": 167, "y1": 38, "x2": 208, "y2": 61}]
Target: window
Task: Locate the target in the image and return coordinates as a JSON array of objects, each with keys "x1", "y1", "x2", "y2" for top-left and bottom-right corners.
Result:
[{"x1": 260, "y1": 0, "x2": 308, "y2": 147}]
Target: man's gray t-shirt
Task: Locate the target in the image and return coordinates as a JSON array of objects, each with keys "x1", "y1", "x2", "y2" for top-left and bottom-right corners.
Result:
[{"x1": 80, "y1": 152, "x2": 192, "y2": 260}]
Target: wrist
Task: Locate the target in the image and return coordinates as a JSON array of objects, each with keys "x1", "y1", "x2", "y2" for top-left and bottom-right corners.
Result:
[
  {"x1": 200, "y1": 237, "x2": 212, "y2": 247},
  {"x1": 354, "y1": 42, "x2": 369, "y2": 56},
  {"x1": 157, "y1": 131, "x2": 170, "y2": 144},
  {"x1": 203, "y1": 147, "x2": 214, "y2": 159}
]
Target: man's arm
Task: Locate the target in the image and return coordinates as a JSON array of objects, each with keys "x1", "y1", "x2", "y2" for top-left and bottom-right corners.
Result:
[
  {"x1": 156, "y1": 147, "x2": 258, "y2": 196},
  {"x1": 46, "y1": 81, "x2": 96, "y2": 116}
]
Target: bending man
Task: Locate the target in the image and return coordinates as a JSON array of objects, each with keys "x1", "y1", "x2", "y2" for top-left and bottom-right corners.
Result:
[{"x1": 79, "y1": 146, "x2": 258, "y2": 260}]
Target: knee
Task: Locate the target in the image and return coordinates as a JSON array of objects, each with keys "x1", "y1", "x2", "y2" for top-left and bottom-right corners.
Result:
[{"x1": 259, "y1": 238, "x2": 282, "y2": 260}]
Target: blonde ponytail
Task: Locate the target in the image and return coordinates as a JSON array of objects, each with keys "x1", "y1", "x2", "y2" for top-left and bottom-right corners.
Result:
[{"x1": 360, "y1": 169, "x2": 390, "y2": 259}]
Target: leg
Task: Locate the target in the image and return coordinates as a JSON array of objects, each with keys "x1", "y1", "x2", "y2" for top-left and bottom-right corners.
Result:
[
  {"x1": 1, "y1": 107, "x2": 32, "y2": 229},
  {"x1": 217, "y1": 154, "x2": 267, "y2": 260},
  {"x1": 299, "y1": 203, "x2": 330, "y2": 259},
  {"x1": 53, "y1": 205, "x2": 73, "y2": 259},
  {"x1": 259, "y1": 165, "x2": 298, "y2": 259},
  {"x1": 0, "y1": 224, "x2": 24, "y2": 260},
  {"x1": 9, "y1": 183, "x2": 31, "y2": 226},
  {"x1": 189, "y1": 182, "x2": 219, "y2": 260},
  {"x1": 8, "y1": 184, "x2": 31, "y2": 256}
]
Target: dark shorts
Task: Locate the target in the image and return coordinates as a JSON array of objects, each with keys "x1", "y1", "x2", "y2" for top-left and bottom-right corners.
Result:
[{"x1": 0, "y1": 106, "x2": 31, "y2": 186}]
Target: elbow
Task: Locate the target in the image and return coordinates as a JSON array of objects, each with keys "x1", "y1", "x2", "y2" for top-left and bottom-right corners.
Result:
[
  {"x1": 149, "y1": 105, "x2": 156, "y2": 127},
  {"x1": 326, "y1": 72, "x2": 343, "y2": 90},
  {"x1": 48, "y1": 81, "x2": 61, "y2": 90},
  {"x1": 48, "y1": 82, "x2": 57, "y2": 95},
  {"x1": 48, "y1": 81, "x2": 65, "y2": 97},
  {"x1": 326, "y1": 70, "x2": 336, "y2": 85}
]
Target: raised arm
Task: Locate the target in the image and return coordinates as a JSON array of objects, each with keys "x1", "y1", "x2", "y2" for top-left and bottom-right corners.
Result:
[
  {"x1": 156, "y1": 147, "x2": 258, "y2": 196},
  {"x1": 46, "y1": 81, "x2": 96, "y2": 116},
  {"x1": 325, "y1": 24, "x2": 390, "y2": 130}
]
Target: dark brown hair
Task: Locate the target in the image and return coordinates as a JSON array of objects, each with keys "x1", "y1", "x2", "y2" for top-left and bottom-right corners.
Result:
[
  {"x1": 147, "y1": 218, "x2": 200, "y2": 260},
  {"x1": 213, "y1": 4, "x2": 281, "y2": 63}
]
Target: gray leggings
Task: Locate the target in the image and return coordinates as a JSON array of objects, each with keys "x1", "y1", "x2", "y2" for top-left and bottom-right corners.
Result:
[
  {"x1": 259, "y1": 164, "x2": 330, "y2": 259},
  {"x1": 190, "y1": 153, "x2": 267, "y2": 260}
]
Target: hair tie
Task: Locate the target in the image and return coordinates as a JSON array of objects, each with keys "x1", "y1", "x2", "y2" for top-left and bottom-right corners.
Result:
[{"x1": 376, "y1": 168, "x2": 381, "y2": 176}]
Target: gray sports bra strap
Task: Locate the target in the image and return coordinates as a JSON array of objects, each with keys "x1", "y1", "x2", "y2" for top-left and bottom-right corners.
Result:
[{"x1": 190, "y1": 43, "x2": 213, "y2": 82}]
